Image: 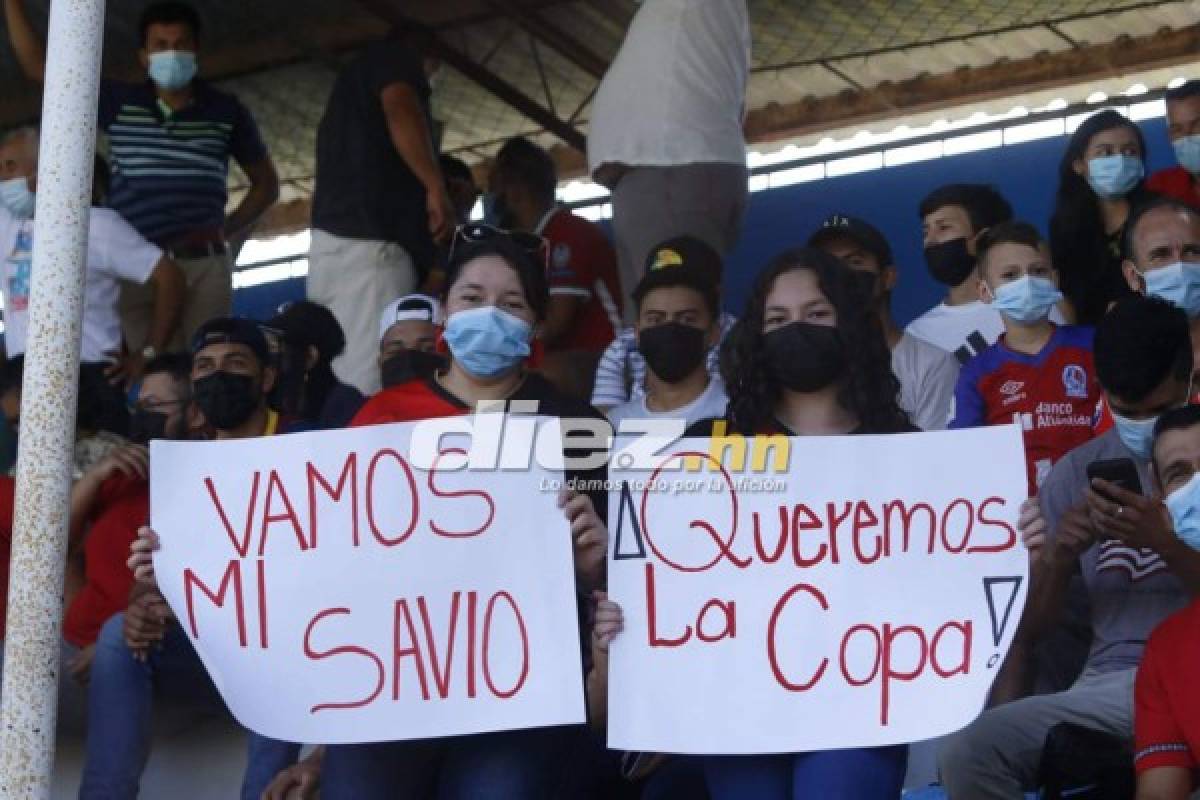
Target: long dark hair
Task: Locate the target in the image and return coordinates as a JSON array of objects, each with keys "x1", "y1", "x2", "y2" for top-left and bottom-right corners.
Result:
[
  {"x1": 1049, "y1": 109, "x2": 1149, "y2": 323},
  {"x1": 267, "y1": 301, "x2": 345, "y2": 423},
  {"x1": 719, "y1": 247, "x2": 909, "y2": 435}
]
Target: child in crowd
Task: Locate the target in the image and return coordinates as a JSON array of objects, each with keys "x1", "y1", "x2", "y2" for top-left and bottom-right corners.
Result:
[
  {"x1": 606, "y1": 237, "x2": 728, "y2": 431},
  {"x1": 908, "y1": 184, "x2": 1069, "y2": 365},
  {"x1": 590, "y1": 237, "x2": 737, "y2": 413},
  {"x1": 949, "y1": 221, "x2": 1101, "y2": 493}
]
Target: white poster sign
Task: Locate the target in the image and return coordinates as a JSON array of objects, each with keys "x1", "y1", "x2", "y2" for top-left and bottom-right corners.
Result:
[
  {"x1": 150, "y1": 418, "x2": 585, "y2": 744},
  {"x1": 607, "y1": 424, "x2": 1029, "y2": 753}
]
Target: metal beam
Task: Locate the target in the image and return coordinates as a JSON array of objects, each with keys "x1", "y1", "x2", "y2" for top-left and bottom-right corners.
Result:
[
  {"x1": 355, "y1": 0, "x2": 586, "y2": 151},
  {"x1": 744, "y1": 23, "x2": 1200, "y2": 144},
  {"x1": 483, "y1": 0, "x2": 609, "y2": 79}
]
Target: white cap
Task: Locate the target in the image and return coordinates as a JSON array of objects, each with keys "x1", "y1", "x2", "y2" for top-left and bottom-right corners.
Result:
[{"x1": 379, "y1": 294, "x2": 443, "y2": 341}]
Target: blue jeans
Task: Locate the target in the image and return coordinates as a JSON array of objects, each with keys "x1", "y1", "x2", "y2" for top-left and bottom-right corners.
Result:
[
  {"x1": 703, "y1": 745, "x2": 908, "y2": 800},
  {"x1": 242, "y1": 734, "x2": 302, "y2": 800},
  {"x1": 321, "y1": 726, "x2": 579, "y2": 800},
  {"x1": 79, "y1": 615, "x2": 223, "y2": 799}
]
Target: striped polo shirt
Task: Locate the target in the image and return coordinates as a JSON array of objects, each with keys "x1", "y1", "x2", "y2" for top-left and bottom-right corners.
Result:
[{"x1": 98, "y1": 79, "x2": 268, "y2": 246}]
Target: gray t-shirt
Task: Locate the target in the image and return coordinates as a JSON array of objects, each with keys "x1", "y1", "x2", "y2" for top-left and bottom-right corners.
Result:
[
  {"x1": 1040, "y1": 429, "x2": 1189, "y2": 674},
  {"x1": 892, "y1": 332, "x2": 959, "y2": 432}
]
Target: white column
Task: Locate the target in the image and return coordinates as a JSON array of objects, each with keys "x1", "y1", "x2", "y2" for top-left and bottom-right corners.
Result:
[{"x1": 0, "y1": 0, "x2": 106, "y2": 795}]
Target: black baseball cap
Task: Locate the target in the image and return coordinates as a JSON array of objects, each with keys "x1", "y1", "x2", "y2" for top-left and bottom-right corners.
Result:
[
  {"x1": 632, "y1": 236, "x2": 723, "y2": 303},
  {"x1": 808, "y1": 214, "x2": 894, "y2": 267},
  {"x1": 190, "y1": 317, "x2": 270, "y2": 364}
]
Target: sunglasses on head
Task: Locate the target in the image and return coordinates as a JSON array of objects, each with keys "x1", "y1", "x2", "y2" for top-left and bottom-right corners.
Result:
[{"x1": 448, "y1": 223, "x2": 549, "y2": 269}]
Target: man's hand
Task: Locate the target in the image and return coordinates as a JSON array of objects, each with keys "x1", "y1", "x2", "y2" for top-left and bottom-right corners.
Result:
[
  {"x1": 1087, "y1": 478, "x2": 1175, "y2": 553},
  {"x1": 103, "y1": 351, "x2": 146, "y2": 389},
  {"x1": 127, "y1": 526, "x2": 161, "y2": 586},
  {"x1": 91, "y1": 444, "x2": 149, "y2": 484},
  {"x1": 427, "y1": 187, "x2": 456, "y2": 244},
  {"x1": 124, "y1": 591, "x2": 171, "y2": 662},
  {"x1": 1018, "y1": 497, "x2": 1046, "y2": 563},
  {"x1": 262, "y1": 759, "x2": 321, "y2": 800},
  {"x1": 558, "y1": 488, "x2": 606, "y2": 589},
  {"x1": 1042, "y1": 502, "x2": 1097, "y2": 568},
  {"x1": 67, "y1": 643, "x2": 95, "y2": 686}
]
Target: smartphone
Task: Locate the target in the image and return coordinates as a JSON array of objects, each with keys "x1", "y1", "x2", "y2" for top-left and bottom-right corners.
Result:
[{"x1": 1086, "y1": 457, "x2": 1143, "y2": 496}]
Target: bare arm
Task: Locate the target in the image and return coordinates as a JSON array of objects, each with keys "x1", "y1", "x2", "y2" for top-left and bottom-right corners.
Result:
[
  {"x1": 225, "y1": 157, "x2": 280, "y2": 242},
  {"x1": 380, "y1": 82, "x2": 454, "y2": 243},
  {"x1": 1136, "y1": 767, "x2": 1192, "y2": 800},
  {"x1": 3, "y1": 0, "x2": 45, "y2": 82},
  {"x1": 146, "y1": 256, "x2": 185, "y2": 353}
]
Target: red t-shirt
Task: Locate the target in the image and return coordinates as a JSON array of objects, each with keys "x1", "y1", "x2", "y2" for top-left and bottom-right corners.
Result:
[
  {"x1": 1147, "y1": 166, "x2": 1200, "y2": 211},
  {"x1": 0, "y1": 476, "x2": 14, "y2": 640},
  {"x1": 1135, "y1": 599, "x2": 1200, "y2": 778},
  {"x1": 540, "y1": 209, "x2": 623, "y2": 352},
  {"x1": 62, "y1": 474, "x2": 148, "y2": 648}
]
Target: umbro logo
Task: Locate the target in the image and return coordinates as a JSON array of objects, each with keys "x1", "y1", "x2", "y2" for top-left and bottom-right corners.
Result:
[{"x1": 1000, "y1": 381, "x2": 1024, "y2": 396}]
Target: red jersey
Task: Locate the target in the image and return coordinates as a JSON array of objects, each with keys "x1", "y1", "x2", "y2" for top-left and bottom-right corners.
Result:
[
  {"x1": 1135, "y1": 599, "x2": 1200, "y2": 776},
  {"x1": 63, "y1": 474, "x2": 148, "y2": 648},
  {"x1": 949, "y1": 325, "x2": 1101, "y2": 494},
  {"x1": 539, "y1": 208, "x2": 623, "y2": 352},
  {"x1": 1147, "y1": 166, "x2": 1200, "y2": 211}
]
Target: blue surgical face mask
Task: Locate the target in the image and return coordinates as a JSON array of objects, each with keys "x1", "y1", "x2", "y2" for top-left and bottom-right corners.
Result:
[
  {"x1": 1112, "y1": 411, "x2": 1158, "y2": 461},
  {"x1": 1173, "y1": 134, "x2": 1200, "y2": 176},
  {"x1": 1086, "y1": 154, "x2": 1144, "y2": 199},
  {"x1": 987, "y1": 275, "x2": 1063, "y2": 324},
  {"x1": 0, "y1": 177, "x2": 35, "y2": 219},
  {"x1": 1165, "y1": 472, "x2": 1200, "y2": 551},
  {"x1": 147, "y1": 50, "x2": 198, "y2": 91},
  {"x1": 442, "y1": 306, "x2": 532, "y2": 379},
  {"x1": 1141, "y1": 261, "x2": 1200, "y2": 318}
]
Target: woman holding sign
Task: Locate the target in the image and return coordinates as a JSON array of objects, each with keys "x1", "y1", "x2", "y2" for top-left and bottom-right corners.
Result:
[
  {"x1": 684, "y1": 247, "x2": 913, "y2": 798},
  {"x1": 314, "y1": 225, "x2": 611, "y2": 799}
]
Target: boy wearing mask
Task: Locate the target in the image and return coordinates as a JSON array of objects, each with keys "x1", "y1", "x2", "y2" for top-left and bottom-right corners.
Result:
[
  {"x1": 908, "y1": 184, "x2": 1065, "y2": 364},
  {"x1": 940, "y1": 295, "x2": 1198, "y2": 799},
  {"x1": 949, "y1": 222, "x2": 1100, "y2": 493},
  {"x1": 606, "y1": 239, "x2": 728, "y2": 431},
  {"x1": 377, "y1": 293, "x2": 445, "y2": 388}
]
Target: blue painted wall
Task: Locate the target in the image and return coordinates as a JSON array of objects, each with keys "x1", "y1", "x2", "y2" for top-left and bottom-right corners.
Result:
[{"x1": 234, "y1": 117, "x2": 1175, "y2": 329}]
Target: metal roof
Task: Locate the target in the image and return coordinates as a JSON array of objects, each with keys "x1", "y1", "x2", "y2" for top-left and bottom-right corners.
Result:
[{"x1": 2, "y1": 0, "x2": 1196, "y2": 230}]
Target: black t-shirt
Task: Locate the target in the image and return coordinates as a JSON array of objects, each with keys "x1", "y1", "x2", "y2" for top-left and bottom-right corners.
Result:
[{"x1": 311, "y1": 41, "x2": 435, "y2": 270}]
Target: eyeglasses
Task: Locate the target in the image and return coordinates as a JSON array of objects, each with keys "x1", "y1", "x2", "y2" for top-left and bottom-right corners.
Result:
[{"x1": 448, "y1": 223, "x2": 549, "y2": 269}]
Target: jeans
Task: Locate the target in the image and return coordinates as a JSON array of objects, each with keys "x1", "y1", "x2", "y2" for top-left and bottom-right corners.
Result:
[
  {"x1": 79, "y1": 615, "x2": 222, "y2": 799},
  {"x1": 702, "y1": 745, "x2": 909, "y2": 800},
  {"x1": 242, "y1": 735, "x2": 302, "y2": 800},
  {"x1": 321, "y1": 726, "x2": 579, "y2": 800}
]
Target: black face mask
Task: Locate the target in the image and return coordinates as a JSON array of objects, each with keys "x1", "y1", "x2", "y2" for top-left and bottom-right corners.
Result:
[
  {"x1": 381, "y1": 349, "x2": 445, "y2": 388},
  {"x1": 851, "y1": 270, "x2": 879, "y2": 302},
  {"x1": 193, "y1": 371, "x2": 260, "y2": 431},
  {"x1": 128, "y1": 409, "x2": 169, "y2": 445},
  {"x1": 764, "y1": 322, "x2": 846, "y2": 392},
  {"x1": 923, "y1": 237, "x2": 976, "y2": 287},
  {"x1": 637, "y1": 322, "x2": 707, "y2": 384},
  {"x1": 271, "y1": 347, "x2": 308, "y2": 417}
]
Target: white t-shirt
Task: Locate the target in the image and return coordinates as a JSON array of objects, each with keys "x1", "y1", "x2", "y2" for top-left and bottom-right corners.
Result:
[
  {"x1": 0, "y1": 206, "x2": 161, "y2": 362},
  {"x1": 588, "y1": 0, "x2": 750, "y2": 171},
  {"x1": 904, "y1": 300, "x2": 1065, "y2": 365},
  {"x1": 607, "y1": 377, "x2": 729, "y2": 433},
  {"x1": 892, "y1": 333, "x2": 959, "y2": 432}
]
